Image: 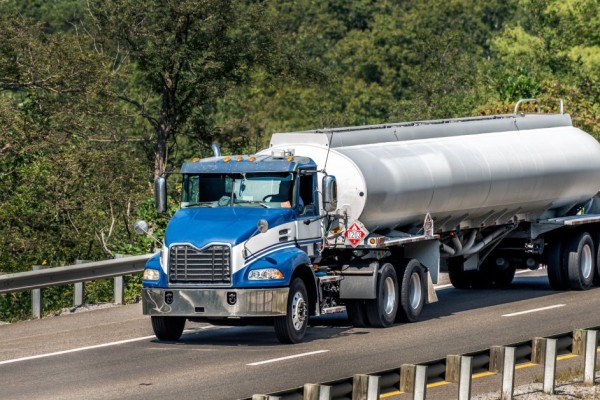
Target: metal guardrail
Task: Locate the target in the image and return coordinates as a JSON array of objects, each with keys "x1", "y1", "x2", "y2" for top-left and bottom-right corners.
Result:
[
  {"x1": 0, "y1": 254, "x2": 154, "y2": 295},
  {"x1": 0, "y1": 254, "x2": 154, "y2": 318},
  {"x1": 248, "y1": 327, "x2": 600, "y2": 400}
]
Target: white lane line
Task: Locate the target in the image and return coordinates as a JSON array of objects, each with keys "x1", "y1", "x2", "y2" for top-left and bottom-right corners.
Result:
[
  {"x1": 502, "y1": 304, "x2": 565, "y2": 317},
  {"x1": 247, "y1": 350, "x2": 329, "y2": 366},
  {"x1": 0, "y1": 335, "x2": 156, "y2": 366}
]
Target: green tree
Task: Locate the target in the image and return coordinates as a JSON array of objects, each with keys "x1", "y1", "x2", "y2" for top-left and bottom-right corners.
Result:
[{"x1": 87, "y1": 0, "x2": 309, "y2": 177}]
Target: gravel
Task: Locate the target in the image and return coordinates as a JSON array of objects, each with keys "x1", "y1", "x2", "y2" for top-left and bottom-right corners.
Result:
[{"x1": 474, "y1": 377, "x2": 600, "y2": 399}]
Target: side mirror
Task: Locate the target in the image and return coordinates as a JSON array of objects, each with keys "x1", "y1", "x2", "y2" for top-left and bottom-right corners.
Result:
[
  {"x1": 257, "y1": 219, "x2": 269, "y2": 233},
  {"x1": 154, "y1": 176, "x2": 167, "y2": 213},
  {"x1": 322, "y1": 175, "x2": 337, "y2": 212}
]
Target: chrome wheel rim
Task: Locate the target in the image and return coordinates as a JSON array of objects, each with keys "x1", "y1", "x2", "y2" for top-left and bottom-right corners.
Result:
[
  {"x1": 581, "y1": 243, "x2": 593, "y2": 280},
  {"x1": 383, "y1": 276, "x2": 396, "y2": 315},
  {"x1": 291, "y1": 291, "x2": 307, "y2": 331},
  {"x1": 409, "y1": 272, "x2": 422, "y2": 310}
]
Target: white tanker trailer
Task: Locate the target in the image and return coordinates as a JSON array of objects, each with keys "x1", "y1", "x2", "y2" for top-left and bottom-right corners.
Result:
[{"x1": 141, "y1": 100, "x2": 600, "y2": 343}]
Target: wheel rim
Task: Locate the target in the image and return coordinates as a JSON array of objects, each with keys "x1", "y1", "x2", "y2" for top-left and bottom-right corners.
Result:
[
  {"x1": 383, "y1": 276, "x2": 396, "y2": 315},
  {"x1": 291, "y1": 291, "x2": 307, "y2": 331},
  {"x1": 581, "y1": 243, "x2": 593, "y2": 280},
  {"x1": 409, "y1": 272, "x2": 422, "y2": 309}
]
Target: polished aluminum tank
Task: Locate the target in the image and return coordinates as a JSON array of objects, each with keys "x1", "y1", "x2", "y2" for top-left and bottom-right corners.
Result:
[
  {"x1": 270, "y1": 113, "x2": 573, "y2": 148},
  {"x1": 267, "y1": 124, "x2": 600, "y2": 233}
]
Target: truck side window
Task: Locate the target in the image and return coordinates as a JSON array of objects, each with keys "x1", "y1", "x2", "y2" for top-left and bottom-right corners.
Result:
[{"x1": 299, "y1": 172, "x2": 315, "y2": 215}]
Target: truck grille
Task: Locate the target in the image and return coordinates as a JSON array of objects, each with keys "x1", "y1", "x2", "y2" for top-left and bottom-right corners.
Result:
[{"x1": 168, "y1": 244, "x2": 231, "y2": 284}]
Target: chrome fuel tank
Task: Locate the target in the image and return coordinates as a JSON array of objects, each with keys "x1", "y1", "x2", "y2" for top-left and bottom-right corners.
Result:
[{"x1": 267, "y1": 126, "x2": 600, "y2": 233}]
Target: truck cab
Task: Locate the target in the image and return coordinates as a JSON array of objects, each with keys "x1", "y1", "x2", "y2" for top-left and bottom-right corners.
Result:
[{"x1": 141, "y1": 151, "x2": 326, "y2": 343}]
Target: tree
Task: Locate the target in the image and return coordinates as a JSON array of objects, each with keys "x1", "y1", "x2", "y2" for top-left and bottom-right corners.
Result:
[{"x1": 87, "y1": 0, "x2": 306, "y2": 178}]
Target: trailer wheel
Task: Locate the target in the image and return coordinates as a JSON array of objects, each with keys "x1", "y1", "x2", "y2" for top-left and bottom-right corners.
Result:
[
  {"x1": 544, "y1": 238, "x2": 568, "y2": 290},
  {"x1": 365, "y1": 263, "x2": 399, "y2": 328},
  {"x1": 274, "y1": 278, "x2": 308, "y2": 344},
  {"x1": 151, "y1": 316, "x2": 186, "y2": 341},
  {"x1": 447, "y1": 257, "x2": 479, "y2": 289},
  {"x1": 346, "y1": 300, "x2": 368, "y2": 328},
  {"x1": 480, "y1": 255, "x2": 516, "y2": 287},
  {"x1": 564, "y1": 232, "x2": 594, "y2": 290},
  {"x1": 594, "y1": 234, "x2": 600, "y2": 287},
  {"x1": 396, "y1": 259, "x2": 426, "y2": 323}
]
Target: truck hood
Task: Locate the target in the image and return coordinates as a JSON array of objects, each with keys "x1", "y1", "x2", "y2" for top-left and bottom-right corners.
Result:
[{"x1": 165, "y1": 207, "x2": 295, "y2": 248}]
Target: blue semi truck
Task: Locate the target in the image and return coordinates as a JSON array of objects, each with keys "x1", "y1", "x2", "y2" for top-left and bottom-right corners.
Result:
[{"x1": 139, "y1": 103, "x2": 600, "y2": 344}]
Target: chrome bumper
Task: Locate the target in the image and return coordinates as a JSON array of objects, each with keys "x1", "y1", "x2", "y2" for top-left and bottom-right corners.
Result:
[{"x1": 142, "y1": 287, "x2": 288, "y2": 317}]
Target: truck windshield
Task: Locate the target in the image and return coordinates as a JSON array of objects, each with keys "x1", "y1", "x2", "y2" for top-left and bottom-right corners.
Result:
[{"x1": 181, "y1": 172, "x2": 296, "y2": 208}]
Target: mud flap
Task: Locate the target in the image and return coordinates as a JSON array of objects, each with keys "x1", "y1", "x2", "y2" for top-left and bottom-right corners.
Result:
[{"x1": 426, "y1": 270, "x2": 438, "y2": 304}]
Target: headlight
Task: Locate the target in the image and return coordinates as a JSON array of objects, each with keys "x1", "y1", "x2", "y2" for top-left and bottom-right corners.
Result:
[
  {"x1": 143, "y1": 269, "x2": 160, "y2": 281},
  {"x1": 248, "y1": 268, "x2": 284, "y2": 280}
]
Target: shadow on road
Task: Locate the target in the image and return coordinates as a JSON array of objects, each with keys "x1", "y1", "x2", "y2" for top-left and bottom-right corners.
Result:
[{"x1": 153, "y1": 272, "x2": 598, "y2": 346}]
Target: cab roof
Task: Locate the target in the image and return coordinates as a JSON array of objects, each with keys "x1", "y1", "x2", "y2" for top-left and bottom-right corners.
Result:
[{"x1": 180, "y1": 154, "x2": 316, "y2": 174}]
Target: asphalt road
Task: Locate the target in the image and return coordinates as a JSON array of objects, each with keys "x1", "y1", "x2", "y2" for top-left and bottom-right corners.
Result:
[{"x1": 1, "y1": 270, "x2": 600, "y2": 400}]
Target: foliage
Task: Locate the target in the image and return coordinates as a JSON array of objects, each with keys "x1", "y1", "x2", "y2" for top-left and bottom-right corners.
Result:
[{"x1": 1, "y1": 0, "x2": 599, "y2": 321}]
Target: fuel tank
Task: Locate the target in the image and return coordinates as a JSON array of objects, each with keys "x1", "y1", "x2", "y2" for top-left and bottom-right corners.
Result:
[{"x1": 267, "y1": 125, "x2": 600, "y2": 233}]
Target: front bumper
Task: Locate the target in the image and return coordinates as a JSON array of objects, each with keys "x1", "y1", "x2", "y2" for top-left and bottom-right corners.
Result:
[{"x1": 142, "y1": 287, "x2": 288, "y2": 317}]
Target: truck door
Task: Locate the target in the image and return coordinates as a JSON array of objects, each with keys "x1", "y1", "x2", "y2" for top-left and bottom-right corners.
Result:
[{"x1": 295, "y1": 170, "x2": 323, "y2": 253}]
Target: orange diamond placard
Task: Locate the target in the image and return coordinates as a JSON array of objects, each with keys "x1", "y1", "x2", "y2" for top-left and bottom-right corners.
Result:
[{"x1": 344, "y1": 222, "x2": 368, "y2": 247}]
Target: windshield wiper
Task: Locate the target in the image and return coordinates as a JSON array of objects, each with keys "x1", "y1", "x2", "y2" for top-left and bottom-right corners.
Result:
[
  {"x1": 234, "y1": 200, "x2": 270, "y2": 208},
  {"x1": 187, "y1": 202, "x2": 214, "y2": 208}
]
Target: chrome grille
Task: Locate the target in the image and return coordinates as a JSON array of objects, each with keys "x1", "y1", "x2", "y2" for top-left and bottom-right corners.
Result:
[{"x1": 168, "y1": 244, "x2": 231, "y2": 284}]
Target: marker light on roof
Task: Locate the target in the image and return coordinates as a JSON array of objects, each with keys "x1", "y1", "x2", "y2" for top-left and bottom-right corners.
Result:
[
  {"x1": 249, "y1": 156, "x2": 256, "y2": 162},
  {"x1": 224, "y1": 156, "x2": 231, "y2": 162},
  {"x1": 236, "y1": 156, "x2": 243, "y2": 162}
]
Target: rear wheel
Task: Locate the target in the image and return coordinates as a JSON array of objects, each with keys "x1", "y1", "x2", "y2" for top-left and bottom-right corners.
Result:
[
  {"x1": 151, "y1": 316, "x2": 186, "y2": 341},
  {"x1": 564, "y1": 232, "x2": 594, "y2": 290},
  {"x1": 480, "y1": 255, "x2": 516, "y2": 287},
  {"x1": 397, "y1": 259, "x2": 426, "y2": 323},
  {"x1": 365, "y1": 263, "x2": 399, "y2": 327},
  {"x1": 595, "y1": 234, "x2": 600, "y2": 287},
  {"x1": 447, "y1": 257, "x2": 480, "y2": 289},
  {"x1": 545, "y1": 238, "x2": 568, "y2": 290},
  {"x1": 274, "y1": 278, "x2": 308, "y2": 344}
]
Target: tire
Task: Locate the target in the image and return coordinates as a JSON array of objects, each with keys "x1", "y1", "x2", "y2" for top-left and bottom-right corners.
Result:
[
  {"x1": 545, "y1": 238, "x2": 568, "y2": 290},
  {"x1": 594, "y1": 234, "x2": 600, "y2": 287},
  {"x1": 564, "y1": 232, "x2": 594, "y2": 290},
  {"x1": 397, "y1": 259, "x2": 426, "y2": 323},
  {"x1": 151, "y1": 316, "x2": 186, "y2": 341},
  {"x1": 365, "y1": 263, "x2": 399, "y2": 328},
  {"x1": 447, "y1": 257, "x2": 480, "y2": 289},
  {"x1": 346, "y1": 299, "x2": 368, "y2": 328},
  {"x1": 480, "y1": 255, "x2": 516, "y2": 287},
  {"x1": 492, "y1": 264, "x2": 516, "y2": 287},
  {"x1": 274, "y1": 278, "x2": 309, "y2": 344}
]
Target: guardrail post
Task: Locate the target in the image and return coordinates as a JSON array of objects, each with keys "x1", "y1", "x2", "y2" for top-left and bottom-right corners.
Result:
[
  {"x1": 352, "y1": 374, "x2": 380, "y2": 400},
  {"x1": 31, "y1": 265, "x2": 42, "y2": 319},
  {"x1": 532, "y1": 337, "x2": 557, "y2": 394},
  {"x1": 113, "y1": 254, "x2": 125, "y2": 304},
  {"x1": 573, "y1": 329, "x2": 598, "y2": 386},
  {"x1": 73, "y1": 260, "x2": 88, "y2": 308},
  {"x1": 400, "y1": 364, "x2": 427, "y2": 400},
  {"x1": 490, "y1": 346, "x2": 516, "y2": 400},
  {"x1": 251, "y1": 395, "x2": 281, "y2": 400},
  {"x1": 446, "y1": 355, "x2": 472, "y2": 400},
  {"x1": 303, "y1": 383, "x2": 331, "y2": 400}
]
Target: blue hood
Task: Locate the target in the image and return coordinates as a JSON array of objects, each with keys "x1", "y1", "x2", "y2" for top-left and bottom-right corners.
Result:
[{"x1": 165, "y1": 207, "x2": 295, "y2": 248}]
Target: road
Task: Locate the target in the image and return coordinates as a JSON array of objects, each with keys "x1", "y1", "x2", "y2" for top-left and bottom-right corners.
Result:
[{"x1": 1, "y1": 270, "x2": 600, "y2": 399}]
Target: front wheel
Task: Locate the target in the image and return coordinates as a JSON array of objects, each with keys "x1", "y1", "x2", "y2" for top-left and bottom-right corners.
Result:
[
  {"x1": 151, "y1": 316, "x2": 186, "y2": 341},
  {"x1": 365, "y1": 263, "x2": 399, "y2": 327},
  {"x1": 274, "y1": 278, "x2": 309, "y2": 344}
]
